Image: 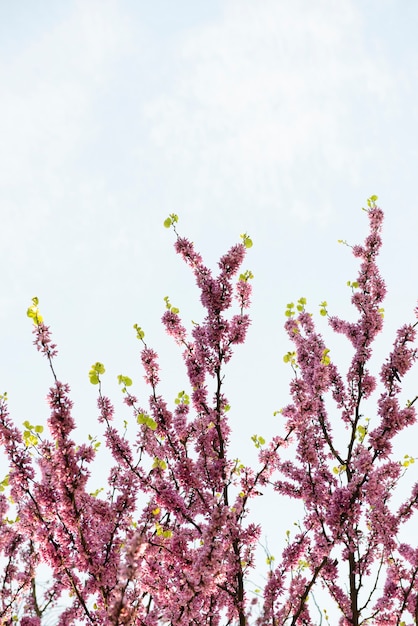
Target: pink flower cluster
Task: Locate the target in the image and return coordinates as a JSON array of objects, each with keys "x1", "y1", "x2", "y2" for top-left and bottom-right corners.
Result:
[
  {"x1": 259, "y1": 202, "x2": 418, "y2": 625},
  {"x1": 1, "y1": 201, "x2": 418, "y2": 625}
]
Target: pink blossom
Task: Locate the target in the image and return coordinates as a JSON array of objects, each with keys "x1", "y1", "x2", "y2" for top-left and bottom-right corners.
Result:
[
  {"x1": 218, "y1": 244, "x2": 246, "y2": 276},
  {"x1": 236, "y1": 279, "x2": 252, "y2": 309},
  {"x1": 141, "y1": 347, "x2": 160, "y2": 386},
  {"x1": 2, "y1": 201, "x2": 418, "y2": 625},
  {"x1": 161, "y1": 309, "x2": 187, "y2": 344}
]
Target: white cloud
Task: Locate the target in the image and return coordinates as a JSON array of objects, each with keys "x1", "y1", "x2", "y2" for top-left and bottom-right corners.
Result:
[
  {"x1": 141, "y1": 0, "x2": 405, "y2": 223},
  {"x1": 0, "y1": 0, "x2": 140, "y2": 285},
  {"x1": 0, "y1": 0, "x2": 139, "y2": 203}
]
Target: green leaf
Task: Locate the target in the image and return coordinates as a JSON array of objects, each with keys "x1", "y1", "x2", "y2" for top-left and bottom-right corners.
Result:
[
  {"x1": 26, "y1": 297, "x2": 43, "y2": 324},
  {"x1": 240, "y1": 233, "x2": 253, "y2": 249},
  {"x1": 137, "y1": 413, "x2": 147, "y2": 425},
  {"x1": 319, "y1": 301, "x2": 328, "y2": 316},
  {"x1": 163, "y1": 217, "x2": 172, "y2": 228},
  {"x1": 89, "y1": 372, "x2": 99, "y2": 385},
  {"x1": 90, "y1": 362, "x2": 105, "y2": 374},
  {"x1": 321, "y1": 348, "x2": 331, "y2": 365},
  {"x1": 137, "y1": 413, "x2": 157, "y2": 430},
  {"x1": 133, "y1": 324, "x2": 145, "y2": 340},
  {"x1": 117, "y1": 375, "x2": 132, "y2": 387},
  {"x1": 239, "y1": 270, "x2": 254, "y2": 282},
  {"x1": 251, "y1": 434, "x2": 266, "y2": 449},
  {"x1": 89, "y1": 362, "x2": 105, "y2": 385},
  {"x1": 23, "y1": 431, "x2": 38, "y2": 447},
  {"x1": 26, "y1": 306, "x2": 43, "y2": 325},
  {"x1": 367, "y1": 195, "x2": 378, "y2": 208},
  {"x1": 152, "y1": 457, "x2": 167, "y2": 470},
  {"x1": 0, "y1": 475, "x2": 9, "y2": 492},
  {"x1": 283, "y1": 351, "x2": 296, "y2": 365}
]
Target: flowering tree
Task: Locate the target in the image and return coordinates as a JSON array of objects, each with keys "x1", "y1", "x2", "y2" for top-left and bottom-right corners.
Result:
[{"x1": 0, "y1": 197, "x2": 418, "y2": 625}]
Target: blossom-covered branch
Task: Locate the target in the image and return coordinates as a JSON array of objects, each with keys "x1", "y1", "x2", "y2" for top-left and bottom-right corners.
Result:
[
  {"x1": 1, "y1": 199, "x2": 418, "y2": 625},
  {"x1": 260, "y1": 197, "x2": 418, "y2": 626}
]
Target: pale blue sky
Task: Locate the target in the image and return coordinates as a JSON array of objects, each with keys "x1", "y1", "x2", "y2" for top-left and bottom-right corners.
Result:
[{"x1": 1, "y1": 0, "x2": 418, "y2": 611}]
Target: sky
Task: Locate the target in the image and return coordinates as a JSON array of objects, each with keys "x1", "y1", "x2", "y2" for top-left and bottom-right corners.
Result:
[{"x1": 1, "y1": 0, "x2": 418, "y2": 617}]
